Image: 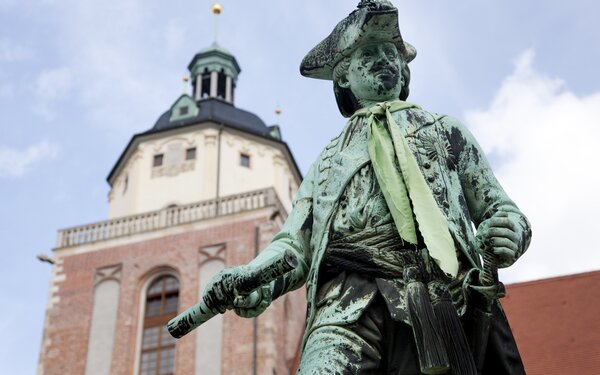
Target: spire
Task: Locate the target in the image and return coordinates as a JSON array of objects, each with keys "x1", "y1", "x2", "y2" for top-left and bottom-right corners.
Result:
[
  {"x1": 212, "y1": 3, "x2": 222, "y2": 44},
  {"x1": 275, "y1": 105, "x2": 282, "y2": 125},
  {"x1": 269, "y1": 105, "x2": 283, "y2": 140},
  {"x1": 182, "y1": 75, "x2": 189, "y2": 93},
  {"x1": 188, "y1": 3, "x2": 241, "y2": 104}
]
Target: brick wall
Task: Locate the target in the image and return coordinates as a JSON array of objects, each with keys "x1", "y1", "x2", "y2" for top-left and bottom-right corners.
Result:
[
  {"x1": 502, "y1": 271, "x2": 600, "y2": 375},
  {"x1": 39, "y1": 211, "x2": 306, "y2": 375}
]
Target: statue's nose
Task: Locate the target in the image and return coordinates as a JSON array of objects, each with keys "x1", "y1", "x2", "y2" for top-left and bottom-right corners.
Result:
[
  {"x1": 375, "y1": 48, "x2": 393, "y2": 64},
  {"x1": 375, "y1": 49, "x2": 387, "y2": 61}
]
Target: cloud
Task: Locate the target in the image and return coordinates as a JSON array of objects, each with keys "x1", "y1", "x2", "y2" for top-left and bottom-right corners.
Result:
[
  {"x1": 0, "y1": 38, "x2": 33, "y2": 62},
  {"x1": 34, "y1": 67, "x2": 73, "y2": 101},
  {"x1": 0, "y1": 140, "x2": 60, "y2": 178},
  {"x1": 33, "y1": 0, "x2": 177, "y2": 135},
  {"x1": 33, "y1": 67, "x2": 73, "y2": 120},
  {"x1": 464, "y1": 49, "x2": 600, "y2": 283}
]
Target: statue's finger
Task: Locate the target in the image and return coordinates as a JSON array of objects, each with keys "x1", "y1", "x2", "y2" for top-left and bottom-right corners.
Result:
[
  {"x1": 492, "y1": 246, "x2": 516, "y2": 260},
  {"x1": 495, "y1": 211, "x2": 509, "y2": 218},
  {"x1": 487, "y1": 227, "x2": 518, "y2": 242},
  {"x1": 490, "y1": 237, "x2": 518, "y2": 252},
  {"x1": 487, "y1": 217, "x2": 517, "y2": 231},
  {"x1": 233, "y1": 290, "x2": 260, "y2": 308},
  {"x1": 257, "y1": 299, "x2": 270, "y2": 312},
  {"x1": 261, "y1": 285, "x2": 273, "y2": 300},
  {"x1": 234, "y1": 307, "x2": 249, "y2": 318}
]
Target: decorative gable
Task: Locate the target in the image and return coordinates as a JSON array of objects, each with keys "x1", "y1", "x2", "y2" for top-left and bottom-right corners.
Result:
[{"x1": 169, "y1": 94, "x2": 199, "y2": 122}]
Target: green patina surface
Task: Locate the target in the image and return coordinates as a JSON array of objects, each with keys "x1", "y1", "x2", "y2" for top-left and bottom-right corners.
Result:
[
  {"x1": 188, "y1": 42, "x2": 240, "y2": 81},
  {"x1": 169, "y1": 94, "x2": 199, "y2": 122},
  {"x1": 184, "y1": 1, "x2": 531, "y2": 373}
]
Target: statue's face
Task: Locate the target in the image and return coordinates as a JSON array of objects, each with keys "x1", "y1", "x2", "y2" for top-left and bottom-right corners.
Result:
[{"x1": 341, "y1": 42, "x2": 404, "y2": 105}]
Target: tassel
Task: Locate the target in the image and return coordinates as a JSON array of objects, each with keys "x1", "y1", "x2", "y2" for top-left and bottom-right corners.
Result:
[
  {"x1": 406, "y1": 280, "x2": 450, "y2": 374},
  {"x1": 430, "y1": 284, "x2": 478, "y2": 375}
]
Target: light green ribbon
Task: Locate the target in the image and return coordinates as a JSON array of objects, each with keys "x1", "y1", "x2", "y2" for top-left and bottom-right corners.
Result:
[{"x1": 351, "y1": 100, "x2": 459, "y2": 278}]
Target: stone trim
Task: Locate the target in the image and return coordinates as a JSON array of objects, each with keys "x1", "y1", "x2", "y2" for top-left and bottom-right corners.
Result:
[{"x1": 57, "y1": 188, "x2": 286, "y2": 249}]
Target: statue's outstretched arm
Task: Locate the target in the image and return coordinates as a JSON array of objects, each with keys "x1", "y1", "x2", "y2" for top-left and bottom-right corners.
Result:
[
  {"x1": 167, "y1": 163, "x2": 316, "y2": 338},
  {"x1": 206, "y1": 161, "x2": 316, "y2": 316}
]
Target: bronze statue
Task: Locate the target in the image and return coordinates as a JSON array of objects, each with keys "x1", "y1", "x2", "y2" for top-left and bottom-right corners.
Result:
[{"x1": 169, "y1": 1, "x2": 531, "y2": 373}]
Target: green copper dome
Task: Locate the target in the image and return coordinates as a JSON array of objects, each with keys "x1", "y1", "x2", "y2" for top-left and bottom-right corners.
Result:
[{"x1": 188, "y1": 42, "x2": 241, "y2": 83}]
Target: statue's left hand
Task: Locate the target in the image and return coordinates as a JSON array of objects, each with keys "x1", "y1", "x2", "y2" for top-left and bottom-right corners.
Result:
[
  {"x1": 203, "y1": 265, "x2": 251, "y2": 315},
  {"x1": 233, "y1": 284, "x2": 273, "y2": 318},
  {"x1": 202, "y1": 265, "x2": 274, "y2": 318},
  {"x1": 476, "y1": 211, "x2": 521, "y2": 268}
]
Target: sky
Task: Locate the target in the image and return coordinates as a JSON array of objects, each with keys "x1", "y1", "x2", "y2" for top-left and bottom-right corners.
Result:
[{"x1": 1, "y1": 0, "x2": 599, "y2": 373}]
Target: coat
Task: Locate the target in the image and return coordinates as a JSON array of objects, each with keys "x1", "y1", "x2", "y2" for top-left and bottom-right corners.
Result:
[{"x1": 251, "y1": 106, "x2": 532, "y2": 349}]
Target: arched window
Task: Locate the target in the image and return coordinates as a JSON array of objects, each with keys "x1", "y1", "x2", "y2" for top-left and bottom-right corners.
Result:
[{"x1": 139, "y1": 275, "x2": 179, "y2": 375}]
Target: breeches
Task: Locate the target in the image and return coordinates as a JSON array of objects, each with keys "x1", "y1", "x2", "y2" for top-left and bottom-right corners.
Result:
[{"x1": 297, "y1": 293, "x2": 525, "y2": 375}]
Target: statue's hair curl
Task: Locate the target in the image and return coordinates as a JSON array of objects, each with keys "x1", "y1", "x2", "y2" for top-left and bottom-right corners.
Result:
[{"x1": 332, "y1": 58, "x2": 351, "y2": 86}]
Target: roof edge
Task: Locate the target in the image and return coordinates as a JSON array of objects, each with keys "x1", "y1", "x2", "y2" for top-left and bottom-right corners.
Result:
[{"x1": 506, "y1": 269, "x2": 600, "y2": 288}]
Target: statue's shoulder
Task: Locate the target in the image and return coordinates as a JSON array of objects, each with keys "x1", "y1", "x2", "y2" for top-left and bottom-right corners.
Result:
[
  {"x1": 310, "y1": 132, "x2": 342, "y2": 167},
  {"x1": 416, "y1": 108, "x2": 466, "y2": 132},
  {"x1": 409, "y1": 106, "x2": 447, "y2": 124},
  {"x1": 325, "y1": 132, "x2": 343, "y2": 150},
  {"x1": 396, "y1": 106, "x2": 441, "y2": 130}
]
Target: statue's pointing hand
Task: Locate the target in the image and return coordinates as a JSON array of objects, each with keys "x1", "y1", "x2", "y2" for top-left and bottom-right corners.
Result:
[
  {"x1": 202, "y1": 265, "x2": 273, "y2": 317},
  {"x1": 476, "y1": 211, "x2": 520, "y2": 268}
]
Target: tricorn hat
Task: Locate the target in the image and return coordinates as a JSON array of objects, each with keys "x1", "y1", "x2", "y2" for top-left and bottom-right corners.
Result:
[{"x1": 300, "y1": 0, "x2": 416, "y2": 81}]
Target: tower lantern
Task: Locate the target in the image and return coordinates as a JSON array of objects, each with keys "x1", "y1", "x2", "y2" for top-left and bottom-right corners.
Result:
[{"x1": 188, "y1": 3, "x2": 240, "y2": 103}]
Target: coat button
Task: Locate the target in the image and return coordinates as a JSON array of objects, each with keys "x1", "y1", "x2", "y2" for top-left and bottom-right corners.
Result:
[
  {"x1": 427, "y1": 176, "x2": 435, "y2": 183},
  {"x1": 423, "y1": 162, "x2": 431, "y2": 169},
  {"x1": 434, "y1": 187, "x2": 442, "y2": 195}
]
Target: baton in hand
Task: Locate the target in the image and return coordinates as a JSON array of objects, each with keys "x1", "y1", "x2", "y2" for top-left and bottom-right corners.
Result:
[
  {"x1": 471, "y1": 244, "x2": 505, "y2": 371},
  {"x1": 167, "y1": 249, "x2": 298, "y2": 339}
]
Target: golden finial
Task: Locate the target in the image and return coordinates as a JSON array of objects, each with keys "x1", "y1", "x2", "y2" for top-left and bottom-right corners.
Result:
[
  {"x1": 275, "y1": 105, "x2": 282, "y2": 124},
  {"x1": 182, "y1": 75, "x2": 189, "y2": 93},
  {"x1": 211, "y1": 3, "x2": 223, "y2": 43},
  {"x1": 211, "y1": 3, "x2": 223, "y2": 15}
]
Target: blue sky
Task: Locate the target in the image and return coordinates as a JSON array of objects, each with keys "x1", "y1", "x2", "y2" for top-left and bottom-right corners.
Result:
[{"x1": 1, "y1": 0, "x2": 599, "y2": 373}]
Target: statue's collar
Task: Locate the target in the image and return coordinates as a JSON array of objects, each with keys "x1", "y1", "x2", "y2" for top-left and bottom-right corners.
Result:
[{"x1": 350, "y1": 100, "x2": 420, "y2": 121}]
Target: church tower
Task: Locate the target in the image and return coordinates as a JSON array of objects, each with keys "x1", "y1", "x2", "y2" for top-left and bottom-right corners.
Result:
[{"x1": 38, "y1": 5, "x2": 305, "y2": 375}]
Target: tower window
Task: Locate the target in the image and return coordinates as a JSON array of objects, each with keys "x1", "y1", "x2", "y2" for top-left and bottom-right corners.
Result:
[
  {"x1": 240, "y1": 153, "x2": 250, "y2": 168},
  {"x1": 139, "y1": 275, "x2": 179, "y2": 375},
  {"x1": 217, "y1": 70, "x2": 226, "y2": 99},
  {"x1": 153, "y1": 154, "x2": 164, "y2": 167},
  {"x1": 201, "y1": 73, "x2": 211, "y2": 98},
  {"x1": 178, "y1": 106, "x2": 189, "y2": 116},
  {"x1": 185, "y1": 147, "x2": 196, "y2": 160}
]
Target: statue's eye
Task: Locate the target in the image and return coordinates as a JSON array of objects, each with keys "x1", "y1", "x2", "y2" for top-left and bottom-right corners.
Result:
[{"x1": 362, "y1": 47, "x2": 377, "y2": 58}]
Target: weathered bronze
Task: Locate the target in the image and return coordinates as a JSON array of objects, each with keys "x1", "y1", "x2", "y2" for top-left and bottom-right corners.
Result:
[
  {"x1": 167, "y1": 249, "x2": 298, "y2": 338},
  {"x1": 170, "y1": 1, "x2": 531, "y2": 374}
]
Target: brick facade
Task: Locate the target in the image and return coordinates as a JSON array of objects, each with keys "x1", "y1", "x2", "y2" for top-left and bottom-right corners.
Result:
[
  {"x1": 501, "y1": 271, "x2": 600, "y2": 375},
  {"x1": 39, "y1": 208, "x2": 306, "y2": 375}
]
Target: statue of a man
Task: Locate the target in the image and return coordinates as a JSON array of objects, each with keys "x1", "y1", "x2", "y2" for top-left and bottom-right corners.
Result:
[{"x1": 201, "y1": 1, "x2": 531, "y2": 373}]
